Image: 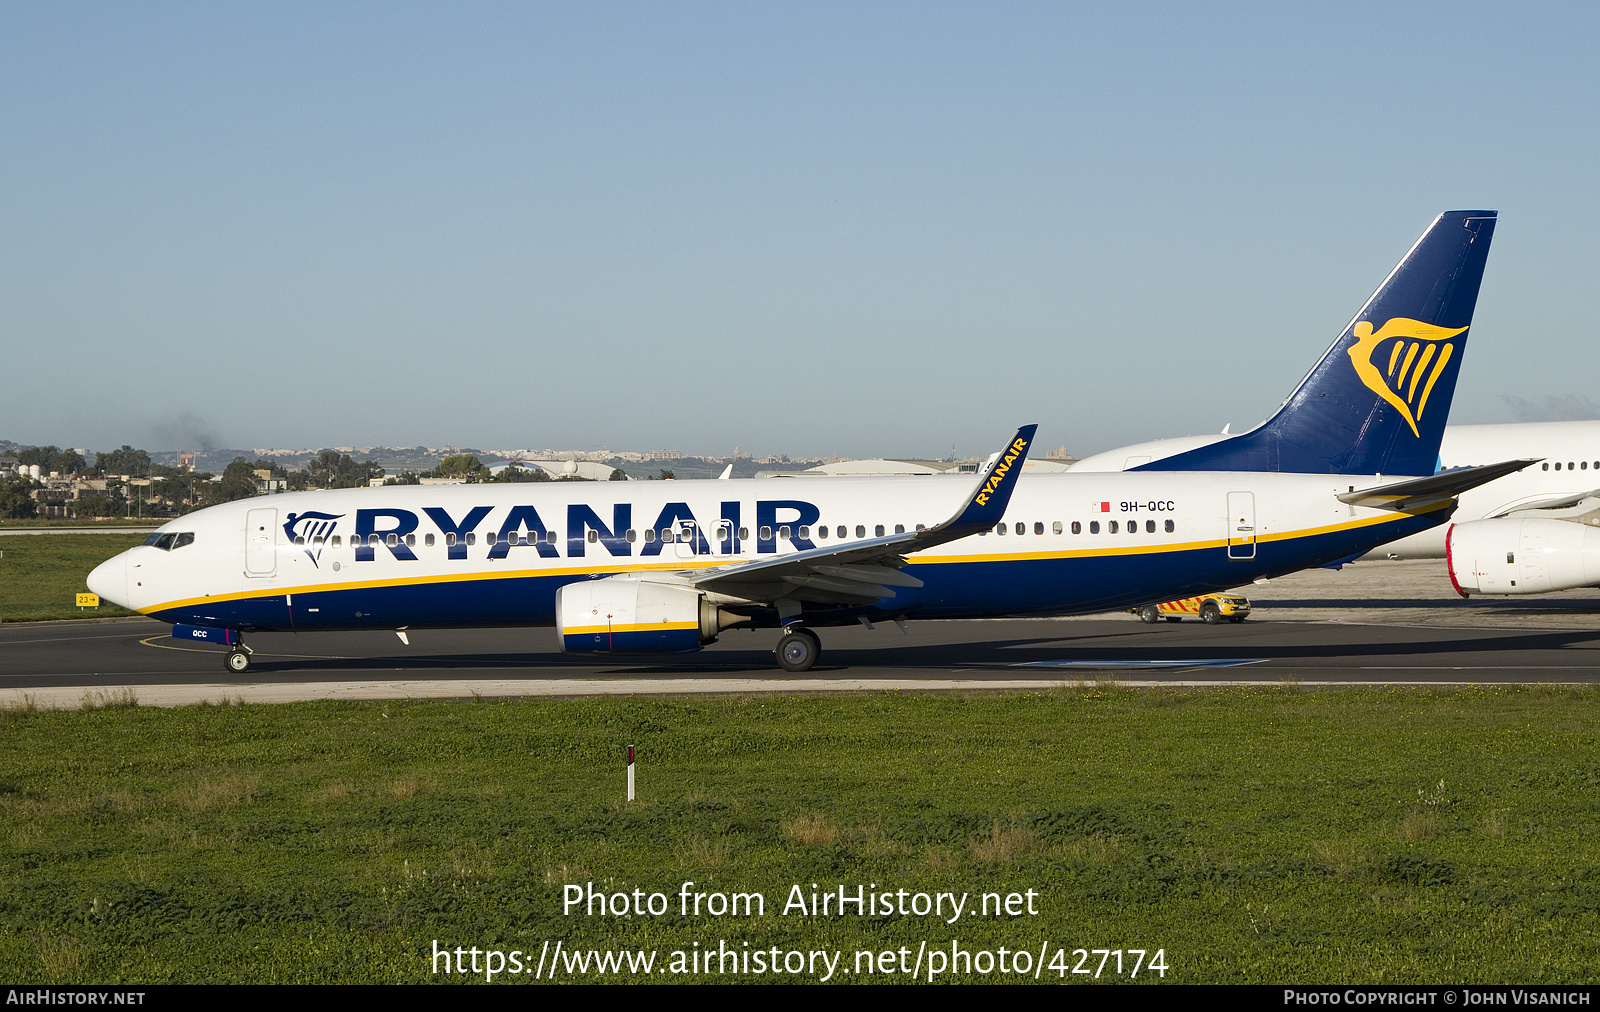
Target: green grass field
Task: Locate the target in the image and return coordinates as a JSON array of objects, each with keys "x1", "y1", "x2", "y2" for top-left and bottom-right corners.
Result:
[
  {"x1": 0, "y1": 534, "x2": 144, "y2": 621},
  {"x1": 2, "y1": 687, "x2": 1597, "y2": 984}
]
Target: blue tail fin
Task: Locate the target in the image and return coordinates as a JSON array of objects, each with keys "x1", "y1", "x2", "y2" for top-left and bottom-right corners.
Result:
[{"x1": 1138, "y1": 210, "x2": 1496, "y2": 476}]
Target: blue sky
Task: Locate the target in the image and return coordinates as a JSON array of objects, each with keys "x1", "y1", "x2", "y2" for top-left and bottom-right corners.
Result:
[{"x1": 3, "y1": 2, "x2": 1597, "y2": 458}]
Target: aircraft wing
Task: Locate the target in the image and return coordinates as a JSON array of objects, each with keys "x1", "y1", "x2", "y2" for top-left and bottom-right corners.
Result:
[
  {"x1": 1490, "y1": 487, "x2": 1600, "y2": 516},
  {"x1": 1337, "y1": 458, "x2": 1539, "y2": 512},
  {"x1": 682, "y1": 424, "x2": 1037, "y2": 606}
]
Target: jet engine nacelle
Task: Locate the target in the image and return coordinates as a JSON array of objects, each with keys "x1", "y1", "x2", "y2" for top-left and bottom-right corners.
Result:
[
  {"x1": 1447, "y1": 518, "x2": 1600, "y2": 595},
  {"x1": 555, "y1": 578, "x2": 732, "y2": 654}
]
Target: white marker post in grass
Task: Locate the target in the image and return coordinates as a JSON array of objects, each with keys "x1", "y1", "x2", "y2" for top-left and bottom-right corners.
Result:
[{"x1": 627, "y1": 744, "x2": 635, "y2": 802}]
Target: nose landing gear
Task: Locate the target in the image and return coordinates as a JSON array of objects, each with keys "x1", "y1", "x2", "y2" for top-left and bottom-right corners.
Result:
[
  {"x1": 224, "y1": 641, "x2": 254, "y2": 673},
  {"x1": 775, "y1": 626, "x2": 820, "y2": 672}
]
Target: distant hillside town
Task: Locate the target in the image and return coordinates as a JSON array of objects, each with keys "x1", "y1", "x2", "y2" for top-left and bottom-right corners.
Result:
[{"x1": 0, "y1": 439, "x2": 1075, "y2": 521}]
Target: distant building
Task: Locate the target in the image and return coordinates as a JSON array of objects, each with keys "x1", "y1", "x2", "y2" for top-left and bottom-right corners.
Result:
[{"x1": 753, "y1": 457, "x2": 1073, "y2": 479}]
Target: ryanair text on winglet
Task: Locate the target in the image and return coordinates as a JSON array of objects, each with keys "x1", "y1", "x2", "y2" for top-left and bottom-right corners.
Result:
[{"x1": 973, "y1": 436, "x2": 1030, "y2": 508}]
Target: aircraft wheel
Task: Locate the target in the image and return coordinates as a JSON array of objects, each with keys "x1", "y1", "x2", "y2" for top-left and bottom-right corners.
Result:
[
  {"x1": 776, "y1": 628, "x2": 820, "y2": 673},
  {"x1": 1164, "y1": 616, "x2": 1182, "y2": 623},
  {"x1": 1200, "y1": 601, "x2": 1222, "y2": 625},
  {"x1": 1137, "y1": 606, "x2": 1160, "y2": 624},
  {"x1": 225, "y1": 649, "x2": 251, "y2": 674}
]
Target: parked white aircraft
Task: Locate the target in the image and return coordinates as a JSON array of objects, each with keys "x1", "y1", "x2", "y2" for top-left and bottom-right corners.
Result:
[
  {"x1": 1071, "y1": 421, "x2": 1600, "y2": 562},
  {"x1": 89, "y1": 210, "x2": 1517, "y2": 672}
]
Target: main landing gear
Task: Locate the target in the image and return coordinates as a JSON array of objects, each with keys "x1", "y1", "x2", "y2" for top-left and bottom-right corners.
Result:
[{"x1": 775, "y1": 626, "x2": 821, "y2": 673}]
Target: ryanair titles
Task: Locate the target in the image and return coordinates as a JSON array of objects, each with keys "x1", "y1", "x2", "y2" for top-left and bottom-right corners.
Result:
[{"x1": 337, "y1": 499, "x2": 823, "y2": 562}]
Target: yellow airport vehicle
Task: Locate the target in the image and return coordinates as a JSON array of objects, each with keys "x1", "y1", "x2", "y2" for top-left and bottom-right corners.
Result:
[{"x1": 1134, "y1": 593, "x2": 1250, "y2": 625}]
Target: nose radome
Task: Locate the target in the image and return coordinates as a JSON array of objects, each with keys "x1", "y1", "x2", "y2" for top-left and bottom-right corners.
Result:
[{"x1": 87, "y1": 553, "x2": 130, "y2": 609}]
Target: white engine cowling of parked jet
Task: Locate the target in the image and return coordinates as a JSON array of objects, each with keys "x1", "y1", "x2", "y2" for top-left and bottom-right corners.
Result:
[
  {"x1": 555, "y1": 578, "x2": 736, "y2": 653},
  {"x1": 1446, "y1": 518, "x2": 1600, "y2": 596}
]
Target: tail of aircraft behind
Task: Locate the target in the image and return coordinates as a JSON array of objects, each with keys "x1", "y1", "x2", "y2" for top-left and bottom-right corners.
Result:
[{"x1": 1138, "y1": 210, "x2": 1497, "y2": 476}]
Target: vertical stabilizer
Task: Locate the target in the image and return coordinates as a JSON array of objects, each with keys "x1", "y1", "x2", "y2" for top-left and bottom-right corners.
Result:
[{"x1": 1139, "y1": 210, "x2": 1496, "y2": 476}]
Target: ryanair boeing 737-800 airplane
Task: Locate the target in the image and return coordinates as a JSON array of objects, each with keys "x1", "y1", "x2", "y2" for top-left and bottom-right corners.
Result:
[{"x1": 90, "y1": 210, "x2": 1520, "y2": 674}]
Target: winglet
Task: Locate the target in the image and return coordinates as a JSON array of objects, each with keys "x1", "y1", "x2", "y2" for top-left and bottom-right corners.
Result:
[{"x1": 899, "y1": 423, "x2": 1039, "y2": 551}]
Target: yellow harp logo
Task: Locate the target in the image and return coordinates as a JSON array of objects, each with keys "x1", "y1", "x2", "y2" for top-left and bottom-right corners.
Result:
[{"x1": 1347, "y1": 318, "x2": 1468, "y2": 438}]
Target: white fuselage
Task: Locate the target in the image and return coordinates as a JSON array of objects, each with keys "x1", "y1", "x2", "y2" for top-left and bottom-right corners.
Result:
[{"x1": 90, "y1": 468, "x2": 1450, "y2": 633}]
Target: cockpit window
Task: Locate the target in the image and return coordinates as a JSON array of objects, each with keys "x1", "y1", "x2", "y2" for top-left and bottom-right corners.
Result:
[{"x1": 143, "y1": 532, "x2": 195, "y2": 551}]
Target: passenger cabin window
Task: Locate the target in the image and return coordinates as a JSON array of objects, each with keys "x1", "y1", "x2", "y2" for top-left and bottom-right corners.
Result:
[
  {"x1": 466, "y1": 533, "x2": 476, "y2": 546},
  {"x1": 1071, "y1": 521, "x2": 1081, "y2": 534},
  {"x1": 740, "y1": 527, "x2": 750, "y2": 540},
  {"x1": 798, "y1": 526, "x2": 810, "y2": 539},
  {"x1": 1165, "y1": 520, "x2": 1174, "y2": 533},
  {"x1": 626, "y1": 529, "x2": 637, "y2": 543},
  {"x1": 644, "y1": 529, "x2": 655, "y2": 543},
  {"x1": 837, "y1": 526, "x2": 846, "y2": 539},
  {"x1": 1089, "y1": 521, "x2": 1099, "y2": 534},
  {"x1": 424, "y1": 533, "x2": 435, "y2": 547},
  {"x1": 405, "y1": 534, "x2": 416, "y2": 547},
  {"x1": 587, "y1": 530, "x2": 599, "y2": 543},
  {"x1": 895, "y1": 524, "x2": 905, "y2": 534},
  {"x1": 1034, "y1": 522, "x2": 1044, "y2": 535},
  {"x1": 294, "y1": 536, "x2": 306, "y2": 545},
  {"x1": 875, "y1": 524, "x2": 885, "y2": 537},
  {"x1": 996, "y1": 523, "x2": 1006, "y2": 535},
  {"x1": 855, "y1": 525, "x2": 865, "y2": 538},
  {"x1": 817, "y1": 525, "x2": 829, "y2": 539},
  {"x1": 332, "y1": 535, "x2": 341, "y2": 547},
  {"x1": 760, "y1": 526, "x2": 773, "y2": 540},
  {"x1": 1109, "y1": 521, "x2": 1119, "y2": 533},
  {"x1": 1146, "y1": 520, "x2": 1155, "y2": 533},
  {"x1": 445, "y1": 532, "x2": 457, "y2": 546},
  {"x1": 779, "y1": 526, "x2": 791, "y2": 540}
]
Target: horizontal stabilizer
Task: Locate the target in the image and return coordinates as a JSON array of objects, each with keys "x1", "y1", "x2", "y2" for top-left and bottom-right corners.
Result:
[{"x1": 1338, "y1": 458, "x2": 1538, "y2": 512}]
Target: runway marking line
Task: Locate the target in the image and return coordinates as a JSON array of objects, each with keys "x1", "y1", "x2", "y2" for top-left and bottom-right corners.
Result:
[
  {"x1": 1015, "y1": 659, "x2": 1265, "y2": 669},
  {"x1": 138, "y1": 635, "x2": 353, "y2": 662}
]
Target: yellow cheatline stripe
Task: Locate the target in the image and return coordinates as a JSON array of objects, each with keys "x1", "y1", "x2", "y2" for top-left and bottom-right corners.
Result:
[
  {"x1": 137, "y1": 503, "x2": 1443, "y2": 615},
  {"x1": 927, "y1": 504, "x2": 1441, "y2": 566},
  {"x1": 562, "y1": 622, "x2": 698, "y2": 636}
]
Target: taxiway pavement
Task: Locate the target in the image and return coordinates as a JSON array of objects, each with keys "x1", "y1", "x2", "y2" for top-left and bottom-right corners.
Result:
[{"x1": 3, "y1": 561, "x2": 1598, "y2": 707}]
